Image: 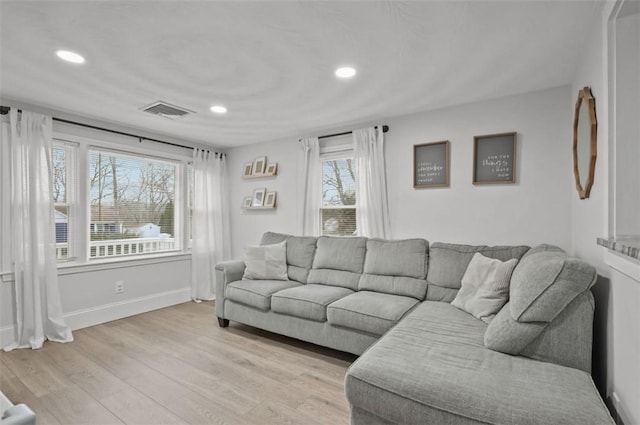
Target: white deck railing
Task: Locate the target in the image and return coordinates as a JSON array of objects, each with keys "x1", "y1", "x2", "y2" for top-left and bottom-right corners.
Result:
[{"x1": 56, "y1": 237, "x2": 176, "y2": 260}]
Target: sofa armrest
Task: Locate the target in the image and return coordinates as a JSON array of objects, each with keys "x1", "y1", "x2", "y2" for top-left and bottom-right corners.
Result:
[{"x1": 215, "y1": 260, "x2": 246, "y2": 320}]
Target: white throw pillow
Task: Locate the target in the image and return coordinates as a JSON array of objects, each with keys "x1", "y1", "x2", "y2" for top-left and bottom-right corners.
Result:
[
  {"x1": 242, "y1": 241, "x2": 289, "y2": 281},
  {"x1": 451, "y1": 252, "x2": 518, "y2": 323}
]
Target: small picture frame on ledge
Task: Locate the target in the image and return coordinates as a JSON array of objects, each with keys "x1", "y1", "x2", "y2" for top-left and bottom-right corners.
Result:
[
  {"x1": 242, "y1": 162, "x2": 253, "y2": 177},
  {"x1": 264, "y1": 191, "x2": 277, "y2": 208},
  {"x1": 252, "y1": 156, "x2": 267, "y2": 175},
  {"x1": 252, "y1": 188, "x2": 266, "y2": 207},
  {"x1": 242, "y1": 196, "x2": 253, "y2": 209},
  {"x1": 265, "y1": 163, "x2": 278, "y2": 176}
]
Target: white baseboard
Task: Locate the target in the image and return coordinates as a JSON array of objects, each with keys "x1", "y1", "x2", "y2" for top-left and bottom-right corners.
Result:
[{"x1": 1, "y1": 287, "x2": 191, "y2": 348}]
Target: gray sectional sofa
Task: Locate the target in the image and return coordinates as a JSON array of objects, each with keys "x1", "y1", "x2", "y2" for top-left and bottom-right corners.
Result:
[{"x1": 214, "y1": 232, "x2": 614, "y2": 425}]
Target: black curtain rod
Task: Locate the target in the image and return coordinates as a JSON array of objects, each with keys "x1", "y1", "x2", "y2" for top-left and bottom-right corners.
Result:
[
  {"x1": 300, "y1": 125, "x2": 389, "y2": 141},
  {"x1": 0, "y1": 105, "x2": 222, "y2": 155}
]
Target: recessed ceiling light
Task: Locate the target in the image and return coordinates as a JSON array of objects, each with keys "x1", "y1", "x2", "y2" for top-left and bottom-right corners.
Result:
[
  {"x1": 210, "y1": 105, "x2": 227, "y2": 114},
  {"x1": 56, "y1": 50, "x2": 85, "y2": 64},
  {"x1": 335, "y1": 66, "x2": 356, "y2": 79}
]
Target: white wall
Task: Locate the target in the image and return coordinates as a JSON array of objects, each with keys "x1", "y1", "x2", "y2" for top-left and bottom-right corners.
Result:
[
  {"x1": 228, "y1": 138, "x2": 301, "y2": 256},
  {"x1": 228, "y1": 86, "x2": 573, "y2": 258},
  {"x1": 570, "y1": 2, "x2": 640, "y2": 423},
  {"x1": 1, "y1": 258, "x2": 192, "y2": 346},
  {"x1": 385, "y1": 86, "x2": 572, "y2": 247}
]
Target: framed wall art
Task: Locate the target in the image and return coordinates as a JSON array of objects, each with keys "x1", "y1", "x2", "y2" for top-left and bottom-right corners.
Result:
[
  {"x1": 413, "y1": 140, "x2": 450, "y2": 188},
  {"x1": 252, "y1": 156, "x2": 267, "y2": 175},
  {"x1": 242, "y1": 196, "x2": 253, "y2": 209},
  {"x1": 265, "y1": 163, "x2": 278, "y2": 176},
  {"x1": 242, "y1": 162, "x2": 253, "y2": 177},
  {"x1": 252, "y1": 188, "x2": 266, "y2": 207},
  {"x1": 473, "y1": 132, "x2": 516, "y2": 184},
  {"x1": 264, "y1": 191, "x2": 277, "y2": 208}
]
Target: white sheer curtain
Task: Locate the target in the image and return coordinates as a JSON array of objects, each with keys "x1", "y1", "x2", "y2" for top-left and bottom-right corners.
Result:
[
  {"x1": 299, "y1": 137, "x2": 321, "y2": 236},
  {"x1": 191, "y1": 148, "x2": 230, "y2": 301},
  {"x1": 353, "y1": 126, "x2": 391, "y2": 238},
  {"x1": 1, "y1": 109, "x2": 73, "y2": 350}
]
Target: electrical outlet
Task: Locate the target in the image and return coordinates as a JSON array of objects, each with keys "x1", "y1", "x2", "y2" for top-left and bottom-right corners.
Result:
[{"x1": 115, "y1": 280, "x2": 124, "y2": 294}]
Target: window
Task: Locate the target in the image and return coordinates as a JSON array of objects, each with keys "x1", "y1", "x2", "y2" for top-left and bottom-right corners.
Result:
[
  {"x1": 321, "y1": 156, "x2": 357, "y2": 236},
  {"x1": 88, "y1": 149, "x2": 178, "y2": 259},
  {"x1": 52, "y1": 143, "x2": 76, "y2": 260}
]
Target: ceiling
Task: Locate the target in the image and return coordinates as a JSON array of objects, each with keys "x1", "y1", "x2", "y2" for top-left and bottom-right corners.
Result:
[{"x1": 0, "y1": 1, "x2": 601, "y2": 148}]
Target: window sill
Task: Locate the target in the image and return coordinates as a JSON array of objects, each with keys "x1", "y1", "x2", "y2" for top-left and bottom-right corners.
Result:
[
  {"x1": 1, "y1": 252, "x2": 191, "y2": 283},
  {"x1": 599, "y1": 237, "x2": 640, "y2": 282}
]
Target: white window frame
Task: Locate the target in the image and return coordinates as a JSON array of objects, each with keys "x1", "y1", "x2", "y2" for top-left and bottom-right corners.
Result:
[
  {"x1": 320, "y1": 145, "x2": 358, "y2": 237},
  {"x1": 52, "y1": 140, "x2": 79, "y2": 262},
  {"x1": 52, "y1": 130, "x2": 192, "y2": 269}
]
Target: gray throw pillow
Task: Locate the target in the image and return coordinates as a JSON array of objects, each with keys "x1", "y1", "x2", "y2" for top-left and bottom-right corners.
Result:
[
  {"x1": 451, "y1": 253, "x2": 518, "y2": 323},
  {"x1": 242, "y1": 241, "x2": 288, "y2": 281}
]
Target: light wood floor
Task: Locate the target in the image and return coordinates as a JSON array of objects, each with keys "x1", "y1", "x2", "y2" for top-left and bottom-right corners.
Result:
[{"x1": 0, "y1": 301, "x2": 357, "y2": 425}]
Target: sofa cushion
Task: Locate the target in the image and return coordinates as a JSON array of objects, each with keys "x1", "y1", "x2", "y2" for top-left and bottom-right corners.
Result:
[
  {"x1": 307, "y1": 269, "x2": 361, "y2": 291},
  {"x1": 357, "y1": 238, "x2": 428, "y2": 300},
  {"x1": 327, "y1": 291, "x2": 419, "y2": 336},
  {"x1": 271, "y1": 284, "x2": 353, "y2": 322},
  {"x1": 226, "y1": 280, "x2": 301, "y2": 311},
  {"x1": 308, "y1": 236, "x2": 367, "y2": 290},
  {"x1": 484, "y1": 246, "x2": 598, "y2": 372},
  {"x1": 509, "y1": 248, "x2": 596, "y2": 322},
  {"x1": 451, "y1": 253, "x2": 518, "y2": 322},
  {"x1": 242, "y1": 241, "x2": 288, "y2": 281},
  {"x1": 260, "y1": 231, "x2": 289, "y2": 245},
  {"x1": 363, "y1": 238, "x2": 428, "y2": 279},
  {"x1": 345, "y1": 301, "x2": 614, "y2": 425},
  {"x1": 312, "y1": 236, "x2": 367, "y2": 272},
  {"x1": 358, "y1": 275, "x2": 428, "y2": 300},
  {"x1": 426, "y1": 242, "x2": 529, "y2": 302},
  {"x1": 260, "y1": 232, "x2": 317, "y2": 283}
]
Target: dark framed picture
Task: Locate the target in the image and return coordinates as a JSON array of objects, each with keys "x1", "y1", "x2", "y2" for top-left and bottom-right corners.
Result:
[
  {"x1": 413, "y1": 140, "x2": 450, "y2": 188},
  {"x1": 252, "y1": 156, "x2": 267, "y2": 175},
  {"x1": 473, "y1": 132, "x2": 516, "y2": 184},
  {"x1": 242, "y1": 162, "x2": 253, "y2": 177},
  {"x1": 252, "y1": 188, "x2": 266, "y2": 207},
  {"x1": 264, "y1": 191, "x2": 277, "y2": 208}
]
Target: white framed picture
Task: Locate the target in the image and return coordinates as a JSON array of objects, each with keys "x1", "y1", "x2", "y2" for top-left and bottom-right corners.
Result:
[
  {"x1": 242, "y1": 196, "x2": 253, "y2": 208},
  {"x1": 252, "y1": 156, "x2": 267, "y2": 175},
  {"x1": 242, "y1": 162, "x2": 253, "y2": 177},
  {"x1": 265, "y1": 163, "x2": 278, "y2": 176},
  {"x1": 252, "y1": 188, "x2": 266, "y2": 207},
  {"x1": 264, "y1": 191, "x2": 277, "y2": 208}
]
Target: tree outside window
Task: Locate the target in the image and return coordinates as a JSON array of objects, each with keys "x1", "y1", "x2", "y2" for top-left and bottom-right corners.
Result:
[
  {"x1": 88, "y1": 150, "x2": 177, "y2": 258},
  {"x1": 321, "y1": 157, "x2": 357, "y2": 236}
]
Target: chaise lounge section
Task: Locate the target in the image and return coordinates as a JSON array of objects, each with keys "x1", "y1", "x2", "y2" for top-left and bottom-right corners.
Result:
[{"x1": 214, "y1": 232, "x2": 614, "y2": 424}]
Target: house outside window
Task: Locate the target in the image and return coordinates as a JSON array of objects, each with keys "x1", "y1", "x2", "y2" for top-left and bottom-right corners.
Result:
[
  {"x1": 88, "y1": 149, "x2": 178, "y2": 259},
  {"x1": 321, "y1": 156, "x2": 357, "y2": 236}
]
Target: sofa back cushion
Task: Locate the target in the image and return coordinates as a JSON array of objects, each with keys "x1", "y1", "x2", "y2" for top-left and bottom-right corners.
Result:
[
  {"x1": 260, "y1": 232, "x2": 317, "y2": 283},
  {"x1": 308, "y1": 236, "x2": 367, "y2": 290},
  {"x1": 358, "y1": 238, "x2": 429, "y2": 299},
  {"x1": 484, "y1": 245, "x2": 597, "y2": 372},
  {"x1": 426, "y1": 242, "x2": 530, "y2": 302},
  {"x1": 510, "y1": 247, "x2": 596, "y2": 322}
]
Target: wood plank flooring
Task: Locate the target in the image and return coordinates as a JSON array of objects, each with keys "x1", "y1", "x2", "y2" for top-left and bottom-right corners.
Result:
[{"x1": 0, "y1": 301, "x2": 357, "y2": 425}]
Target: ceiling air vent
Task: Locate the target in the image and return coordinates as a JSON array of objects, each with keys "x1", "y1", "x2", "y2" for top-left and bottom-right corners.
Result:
[{"x1": 140, "y1": 101, "x2": 194, "y2": 119}]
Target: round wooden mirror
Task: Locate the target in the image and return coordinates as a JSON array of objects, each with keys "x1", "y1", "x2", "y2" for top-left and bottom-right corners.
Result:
[{"x1": 573, "y1": 87, "x2": 597, "y2": 199}]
